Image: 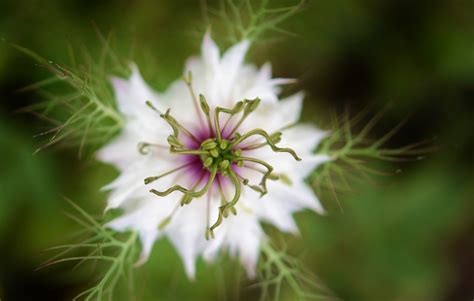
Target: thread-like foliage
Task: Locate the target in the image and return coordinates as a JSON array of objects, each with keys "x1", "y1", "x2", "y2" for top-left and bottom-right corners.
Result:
[
  {"x1": 39, "y1": 200, "x2": 139, "y2": 301},
  {"x1": 311, "y1": 106, "x2": 435, "y2": 211},
  {"x1": 14, "y1": 33, "x2": 128, "y2": 157},
  {"x1": 255, "y1": 242, "x2": 339, "y2": 301},
  {"x1": 203, "y1": 0, "x2": 308, "y2": 45}
]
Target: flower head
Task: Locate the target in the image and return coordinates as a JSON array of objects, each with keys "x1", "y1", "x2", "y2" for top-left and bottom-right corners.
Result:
[{"x1": 98, "y1": 33, "x2": 329, "y2": 278}]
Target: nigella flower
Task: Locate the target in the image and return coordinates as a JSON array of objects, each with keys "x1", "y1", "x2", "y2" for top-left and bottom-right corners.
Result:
[{"x1": 98, "y1": 33, "x2": 329, "y2": 279}]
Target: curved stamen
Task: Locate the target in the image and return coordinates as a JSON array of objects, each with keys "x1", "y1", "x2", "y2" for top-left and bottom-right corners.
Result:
[
  {"x1": 145, "y1": 93, "x2": 302, "y2": 237},
  {"x1": 180, "y1": 171, "x2": 206, "y2": 206},
  {"x1": 199, "y1": 94, "x2": 214, "y2": 136},
  {"x1": 216, "y1": 177, "x2": 227, "y2": 207},
  {"x1": 228, "y1": 98, "x2": 261, "y2": 137},
  {"x1": 169, "y1": 147, "x2": 209, "y2": 156},
  {"x1": 224, "y1": 170, "x2": 241, "y2": 211},
  {"x1": 230, "y1": 128, "x2": 301, "y2": 161},
  {"x1": 144, "y1": 162, "x2": 195, "y2": 184},
  {"x1": 240, "y1": 132, "x2": 282, "y2": 151},
  {"x1": 214, "y1": 101, "x2": 245, "y2": 142},
  {"x1": 183, "y1": 71, "x2": 205, "y2": 128},
  {"x1": 235, "y1": 156, "x2": 274, "y2": 196},
  {"x1": 161, "y1": 109, "x2": 200, "y2": 143},
  {"x1": 138, "y1": 142, "x2": 169, "y2": 154},
  {"x1": 220, "y1": 114, "x2": 234, "y2": 133},
  {"x1": 158, "y1": 200, "x2": 182, "y2": 230},
  {"x1": 150, "y1": 166, "x2": 218, "y2": 198},
  {"x1": 242, "y1": 164, "x2": 279, "y2": 180},
  {"x1": 145, "y1": 100, "x2": 163, "y2": 115},
  {"x1": 235, "y1": 172, "x2": 267, "y2": 194},
  {"x1": 209, "y1": 170, "x2": 241, "y2": 236}
]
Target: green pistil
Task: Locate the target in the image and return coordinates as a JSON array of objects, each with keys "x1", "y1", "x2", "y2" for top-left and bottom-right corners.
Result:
[
  {"x1": 198, "y1": 138, "x2": 239, "y2": 174},
  {"x1": 143, "y1": 77, "x2": 302, "y2": 237}
]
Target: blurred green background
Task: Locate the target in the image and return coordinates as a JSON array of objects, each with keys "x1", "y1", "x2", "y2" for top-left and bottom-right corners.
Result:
[{"x1": 0, "y1": 0, "x2": 473, "y2": 300}]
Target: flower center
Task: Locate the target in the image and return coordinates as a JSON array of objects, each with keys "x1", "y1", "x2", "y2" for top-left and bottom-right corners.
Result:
[
  {"x1": 199, "y1": 138, "x2": 242, "y2": 174},
  {"x1": 139, "y1": 72, "x2": 301, "y2": 238}
]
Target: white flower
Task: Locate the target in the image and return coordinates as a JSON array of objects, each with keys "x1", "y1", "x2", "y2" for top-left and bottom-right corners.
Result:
[{"x1": 97, "y1": 33, "x2": 329, "y2": 279}]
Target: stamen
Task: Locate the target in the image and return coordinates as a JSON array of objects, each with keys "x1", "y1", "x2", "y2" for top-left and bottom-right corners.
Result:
[
  {"x1": 180, "y1": 171, "x2": 206, "y2": 206},
  {"x1": 230, "y1": 128, "x2": 301, "y2": 161},
  {"x1": 209, "y1": 170, "x2": 241, "y2": 237},
  {"x1": 144, "y1": 162, "x2": 195, "y2": 185},
  {"x1": 235, "y1": 156, "x2": 274, "y2": 196},
  {"x1": 216, "y1": 177, "x2": 227, "y2": 207},
  {"x1": 161, "y1": 109, "x2": 200, "y2": 143},
  {"x1": 278, "y1": 173, "x2": 293, "y2": 186},
  {"x1": 235, "y1": 172, "x2": 265, "y2": 194},
  {"x1": 220, "y1": 114, "x2": 234, "y2": 133},
  {"x1": 145, "y1": 100, "x2": 163, "y2": 115},
  {"x1": 199, "y1": 94, "x2": 214, "y2": 136},
  {"x1": 214, "y1": 101, "x2": 245, "y2": 142},
  {"x1": 240, "y1": 132, "x2": 282, "y2": 150},
  {"x1": 149, "y1": 166, "x2": 218, "y2": 198},
  {"x1": 205, "y1": 192, "x2": 212, "y2": 240},
  {"x1": 228, "y1": 98, "x2": 261, "y2": 137},
  {"x1": 158, "y1": 200, "x2": 181, "y2": 230},
  {"x1": 138, "y1": 142, "x2": 168, "y2": 154},
  {"x1": 167, "y1": 135, "x2": 184, "y2": 148},
  {"x1": 183, "y1": 71, "x2": 205, "y2": 128},
  {"x1": 242, "y1": 165, "x2": 279, "y2": 182},
  {"x1": 169, "y1": 147, "x2": 209, "y2": 156},
  {"x1": 144, "y1": 93, "x2": 302, "y2": 237}
]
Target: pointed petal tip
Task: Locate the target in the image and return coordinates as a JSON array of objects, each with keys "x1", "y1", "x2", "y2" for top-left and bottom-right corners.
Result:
[
  {"x1": 308, "y1": 198, "x2": 326, "y2": 215},
  {"x1": 201, "y1": 30, "x2": 220, "y2": 66},
  {"x1": 242, "y1": 258, "x2": 257, "y2": 279},
  {"x1": 313, "y1": 205, "x2": 326, "y2": 215},
  {"x1": 133, "y1": 253, "x2": 148, "y2": 268},
  {"x1": 184, "y1": 262, "x2": 197, "y2": 281}
]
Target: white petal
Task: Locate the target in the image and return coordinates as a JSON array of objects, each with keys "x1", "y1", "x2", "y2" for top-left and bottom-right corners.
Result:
[
  {"x1": 220, "y1": 40, "x2": 250, "y2": 78},
  {"x1": 96, "y1": 121, "x2": 169, "y2": 171},
  {"x1": 278, "y1": 92, "x2": 304, "y2": 126},
  {"x1": 106, "y1": 194, "x2": 179, "y2": 264},
  {"x1": 110, "y1": 64, "x2": 163, "y2": 125},
  {"x1": 204, "y1": 208, "x2": 263, "y2": 278},
  {"x1": 281, "y1": 124, "x2": 328, "y2": 154},
  {"x1": 98, "y1": 31, "x2": 333, "y2": 279},
  {"x1": 218, "y1": 40, "x2": 251, "y2": 101},
  {"x1": 102, "y1": 155, "x2": 184, "y2": 210},
  {"x1": 135, "y1": 229, "x2": 159, "y2": 266},
  {"x1": 96, "y1": 128, "x2": 138, "y2": 170},
  {"x1": 202, "y1": 31, "x2": 220, "y2": 70},
  {"x1": 270, "y1": 180, "x2": 326, "y2": 214},
  {"x1": 258, "y1": 62, "x2": 272, "y2": 81},
  {"x1": 166, "y1": 199, "x2": 208, "y2": 279},
  {"x1": 247, "y1": 190, "x2": 300, "y2": 234}
]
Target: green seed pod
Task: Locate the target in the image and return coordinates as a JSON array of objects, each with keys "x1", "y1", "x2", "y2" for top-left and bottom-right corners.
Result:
[
  {"x1": 201, "y1": 140, "x2": 218, "y2": 150},
  {"x1": 203, "y1": 157, "x2": 214, "y2": 168},
  {"x1": 233, "y1": 149, "x2": 242, "y2": 157},
  {"x1": 210, "y1": 148, "x2": 219, "y2": 158},
  {"x1": 219, "y1": 139, "x2": 228, "y2": 150},
  {"x1": 219, "y1": 160, "x2": 230, "y2": 170}
]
